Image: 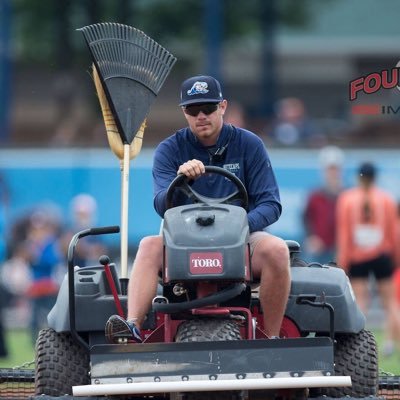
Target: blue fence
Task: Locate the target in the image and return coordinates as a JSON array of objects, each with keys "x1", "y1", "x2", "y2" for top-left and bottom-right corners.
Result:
[{"x1": 1, "y1": 148, "x2": 400, "y2": 256}]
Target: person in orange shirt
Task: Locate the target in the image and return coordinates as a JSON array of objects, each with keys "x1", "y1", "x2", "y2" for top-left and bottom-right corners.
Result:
[{"x1": 336, "y1": 162, "x2": 400, "y2": 356}]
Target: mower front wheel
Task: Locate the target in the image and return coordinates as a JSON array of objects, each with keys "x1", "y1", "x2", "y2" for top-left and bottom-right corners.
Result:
[
  {"x1": 175, "y1": 318, "x2": 242, "y2": 342},
  {"x1": 173, "y1": 319, "x2": 242, "y2": 400},
  {"x1": 35, "y1": 328, "x2": 90, "y2": 396}
]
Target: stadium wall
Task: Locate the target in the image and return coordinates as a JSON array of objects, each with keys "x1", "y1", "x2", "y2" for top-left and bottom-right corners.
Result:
[{"x1": 1, "y1": 148, "x2": 399, "y2": 252}]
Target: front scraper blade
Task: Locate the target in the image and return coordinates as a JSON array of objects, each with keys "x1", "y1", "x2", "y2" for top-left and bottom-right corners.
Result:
[{"x1": 73, "y1": 337, "x2": 352, "y2": 397}]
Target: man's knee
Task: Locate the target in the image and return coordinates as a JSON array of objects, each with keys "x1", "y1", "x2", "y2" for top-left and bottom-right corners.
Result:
[
  {"x1": 253, "y1": 236, "x2": 290, "y2": 277},
  {"x1": 257, "y1": 236, "x2": 289, "y2": 262},
  {"x1": 138, "y1": 236, "x2": 163, "y2": 253},
  {"x1": 272, "y1": 237, "x2": 290, "y2": 260},
  {"x1": 136, "y1": 236, "x2": 163, "y2": 270}
]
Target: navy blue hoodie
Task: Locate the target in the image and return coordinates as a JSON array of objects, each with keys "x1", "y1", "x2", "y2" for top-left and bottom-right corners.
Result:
[{"x1": 153, "y1": 124, "x2": 282, "y2": 232}]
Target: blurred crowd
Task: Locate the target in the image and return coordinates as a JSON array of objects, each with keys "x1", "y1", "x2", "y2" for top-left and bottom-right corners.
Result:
[{"x1": 0, "y1": 191, "x2": 107, "y2": 356}]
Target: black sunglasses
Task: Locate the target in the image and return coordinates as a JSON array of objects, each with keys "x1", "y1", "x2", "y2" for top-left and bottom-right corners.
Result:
[{"x1": 183, "y1": 103, "x2": 219, "y2": 117}]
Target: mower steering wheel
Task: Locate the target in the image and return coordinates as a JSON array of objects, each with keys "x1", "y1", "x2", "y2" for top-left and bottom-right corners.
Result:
[{"x1": 165, "y1": 165, "x2": 248, "y2": 210}]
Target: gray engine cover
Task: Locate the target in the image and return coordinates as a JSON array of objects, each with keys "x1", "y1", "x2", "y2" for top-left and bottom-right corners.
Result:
[
  {"x1": 287, "y1": 264, "x2": 365, "y2": 334},
  {"x1": 163, "y1": 204, "x2": 249, "y2": 282}
]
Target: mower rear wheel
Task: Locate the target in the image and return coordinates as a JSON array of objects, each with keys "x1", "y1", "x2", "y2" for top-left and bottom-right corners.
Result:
[
  {"x1": 173, "y1": 319, "x2": 242, "y2": 400},
  {"x1": 311, "y1": 329, "x2": 378, "y2": 397},
  {"x1": 35, "y1": 328, "x2": 90, "y2": 396}
]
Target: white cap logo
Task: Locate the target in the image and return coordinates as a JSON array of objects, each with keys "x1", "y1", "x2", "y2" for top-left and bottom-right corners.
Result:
[{"x1": 187, "y1": 81, "x2": 209, "y2": 96}]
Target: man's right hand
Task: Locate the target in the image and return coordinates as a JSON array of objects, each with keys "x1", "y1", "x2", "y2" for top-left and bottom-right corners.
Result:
[{"x1": 177, "y1": 159, "x2": 205, "y2": 179}]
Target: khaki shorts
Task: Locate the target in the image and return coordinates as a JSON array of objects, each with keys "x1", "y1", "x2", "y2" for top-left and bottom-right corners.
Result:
[{"x1": 249, "y1": 231, "x2": 271, "y2": 255}]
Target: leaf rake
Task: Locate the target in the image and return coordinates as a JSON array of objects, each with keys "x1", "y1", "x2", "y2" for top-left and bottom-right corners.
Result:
[
  {"x1": 79, "y1": 22, "x2": 177, "y2": 144},
  {"x1": 78, "y1": 23, "x2": 177, "y2": 285}
]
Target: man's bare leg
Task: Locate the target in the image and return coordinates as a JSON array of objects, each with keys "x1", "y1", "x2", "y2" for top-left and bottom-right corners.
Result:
[
  {"x1": 127, "y1": 235, "x2": 163, "y2": 328},
  {"x1": 251, "y1": 236, "x2": 291, "y2": 337}
]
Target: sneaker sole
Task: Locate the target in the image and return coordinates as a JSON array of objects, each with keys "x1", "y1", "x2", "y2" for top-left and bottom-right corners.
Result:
[{"x1": 105, "y1": 315, "x2": 142, "y2": 344}]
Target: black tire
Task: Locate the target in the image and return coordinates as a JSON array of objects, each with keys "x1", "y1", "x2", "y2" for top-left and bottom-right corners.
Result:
[
  {"x1": 35, "y1": 328, "x2": 90, "y2": 396},
  {"x1": 175, "y1": 319, "x2": 242, "y2": 342},
  {"x1": 311, "y1": 329, "x2": 378, "y2": 397},
  {"x1": 311, "y1": 398, "x2": 382, "y2": 400},
  {"x1": 174, "y1": 319, "x2": 241, "y2": 400}
]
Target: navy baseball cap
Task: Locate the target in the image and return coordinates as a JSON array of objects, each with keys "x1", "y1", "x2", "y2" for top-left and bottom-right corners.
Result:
[
  {"x1": 358, "y1": 162, "x2": 376, "y2": 178},
  {"x1": 179, "y1": 75, "x2": 223, "y2": 106}
]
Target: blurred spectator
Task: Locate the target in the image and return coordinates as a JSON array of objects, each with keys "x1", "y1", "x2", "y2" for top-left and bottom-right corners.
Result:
[
  {"x1": 224, "y1": 101, "x2": 246, "y2": 128},
  {"x1": 25, "y1": 210, "x2": 63, "y2": 344},
  {"x1": 0, "y1": 173, "x2": 10, "y2": 357},
  {"x1": 0, "y1": 173, "x2": 10, "y2": 262},
  {"x1": 302, "y1": 146, "x2": 344, "y2": 264},
  {"x1": 395, "y1": 267, "x2": 400, "y2": 306},
  {"x1": 336, "y1": 162, "x2": 400, "y2": 356},
  {"x1": 1, "y1": 240, "x2": 32, "y2": 296},
  {"x1": 0, "y1": 287, "x2": 9, "y2": 357},
  {"x1": 7, "y1": 213, "x2": 31, "y2": 256},
  {"x1": 0, "y1": 241, "x2": 32, "y2": 328},
  {"x1": 61, "y1": 193, "x2": 107, "y2": 268},
  {"x1": 269, "y1": 97, "x2": 320, "y2": 147}
]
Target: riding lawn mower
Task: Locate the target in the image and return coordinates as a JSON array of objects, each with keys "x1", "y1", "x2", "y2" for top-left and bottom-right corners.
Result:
[{"x1": 33, "y1": 165, "x2": 379, "y2": 400}]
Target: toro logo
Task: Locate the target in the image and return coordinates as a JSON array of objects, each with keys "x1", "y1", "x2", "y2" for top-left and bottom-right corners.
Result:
[{"x1": 190, "y1": 252, "x2": 223, "y2": 275}]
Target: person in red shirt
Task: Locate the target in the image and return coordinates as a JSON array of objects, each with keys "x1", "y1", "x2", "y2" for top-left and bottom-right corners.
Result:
[
  {"x1": 336, "y1": 162, "x2": 400, "y2": 356},
  {"x1": 303, "y1": 146, "x2": 344, "y2": 264}
]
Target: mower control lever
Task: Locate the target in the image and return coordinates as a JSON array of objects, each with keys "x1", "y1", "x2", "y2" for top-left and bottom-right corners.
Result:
[
  {"x1": 89, "y1": 225, "x2": 120, "y2": 236},
  {"x1": 99, "y1": 255, "x2": 111, "y2": 265}
]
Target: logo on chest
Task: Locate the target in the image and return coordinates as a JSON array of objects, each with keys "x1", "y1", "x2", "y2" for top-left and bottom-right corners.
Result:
[{"x1": 223, "y1": 163, "x2": 240, "y2": 175}]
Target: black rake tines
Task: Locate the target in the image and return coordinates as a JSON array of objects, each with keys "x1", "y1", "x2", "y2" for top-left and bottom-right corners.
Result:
[
  {"x1": 78, "y1": 22, "x2": 177, "y2": 144},
  {"x1": 78, "y1": 23, "x2": 177, "y2": 95}
]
